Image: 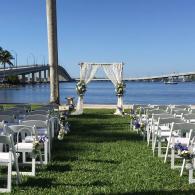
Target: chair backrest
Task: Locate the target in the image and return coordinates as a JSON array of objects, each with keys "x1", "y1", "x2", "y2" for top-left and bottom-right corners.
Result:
[
  {"x1": 20, "y1": 120, "x2": 50, "y2": 140},
  {"x1": 25, "y1": 114, "x2": 49, "y2": 121},
  {"x1": 171, "y1": 122, "x2": 195, "y2": 136},
  {"x1": 172, "y1": 105, "x2": 191, "y2": 110},
  {"x1": 152, "y1": 113, "x2": 172, "y2": 121},
  {"x1": 34, "y1": 106, "x2": 51, "y2": 111},
  {"x1": 30, "y1": 110, "x2": 49, "y2": 115},
  {"x1": 14, "y1": 104, "x2": 31, "y2": 112},
  {"x1": 183, "y1": 113, "x2": 195, "y2": 120},
  {"x1": 6, "y1": 125, "x2": 37, "y2": 143},
  {"x1": 0, "y1": 134, "x2": 15, "y2": 153},
  {"x1": 156, "y1": 105, "x2": 169, "y2": 111},
  {"x1": 20, "y1": 119, "x2": 47, "y2": 128},
  {"x1": 0, "y1": 110, "x2": 15, "y2": 115},
  {"x1": 0, "y1": 115, "x2": 15, "y2": 123},
  {"x1": 190, "y1": 109, "x2": 195, "y2": 114},
  {"x1": 147, "y1": 109, "x2": 167, "y2": 116},
  {"x1": 158, "y1": 117, "x2": 183, "y2": 125},
  {"x1": 171, "y1": 109, "x2": 190, "y2": 115},
  {"x1": 7, "y1": 107, "x2": 27, "y2": 115}
]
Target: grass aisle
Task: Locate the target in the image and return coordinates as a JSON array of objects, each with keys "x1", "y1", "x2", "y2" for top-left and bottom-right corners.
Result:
[{"x1": 12, "y1": 109, "x2": 195, "y2": 194}]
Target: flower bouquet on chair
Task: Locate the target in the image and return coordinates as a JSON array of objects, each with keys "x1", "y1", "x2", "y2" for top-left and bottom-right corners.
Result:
[{"x1": 174, "y1": 142, "x2": 195, "y2": 170}]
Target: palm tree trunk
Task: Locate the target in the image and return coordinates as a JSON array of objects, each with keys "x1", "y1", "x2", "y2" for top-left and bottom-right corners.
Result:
[{"x1": 46, "y1": 0, "x2": 60, "y2": 104}]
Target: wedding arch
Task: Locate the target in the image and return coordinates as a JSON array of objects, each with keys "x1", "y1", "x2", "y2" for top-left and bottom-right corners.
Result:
[{"x1": 73, "y1": 62, "x2": 125, "y2": 115}]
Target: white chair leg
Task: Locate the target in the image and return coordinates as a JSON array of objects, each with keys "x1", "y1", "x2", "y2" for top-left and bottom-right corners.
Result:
[
  {"x1": 171, "y1": 147, "x2": 175, "y2": 169},
  {"x1": 48, "y1": 140, "x2": 51, "y2": 162},
  {"x1": 39, "y1": 150, "x2": 43, "y2": 165},
  {"x1": 14, "y1": 157, "x2": 21, "y2": 184},
  {"x1": 43, "y1": 141, "x2": 48, "y2": 164},
  {"x1": 152, "y1": 135, "x2": 157, "y2": 155},
  {"x1": 164, "y1": 141, "x2": 170, "y2": 163},
  {"x1": 7, "y1": 160, "x2": 12, "y2": 192},
  {"x1": 158, "y1": 138, "x2": 162, "y2": 157},
  {"x1": 32, "y1": 158, "x2": 36, "y2": 176},
  {"x1": 189, "y1": 169, "x2": 194, "y2": 184},
  {"x1": 22, "y1": 152, "x2": 26, "y2": 163},
  {"x1": 147, "y1": 127, "x2": 150, "y2": 146},
  {"x1": 180, "y1": 159, "x2": 186, "y2": 177}
]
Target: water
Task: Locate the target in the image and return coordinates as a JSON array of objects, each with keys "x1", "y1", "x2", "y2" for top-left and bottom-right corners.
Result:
[{"x1": 0, "y1": 81, "x2": 195, "y2": 105}]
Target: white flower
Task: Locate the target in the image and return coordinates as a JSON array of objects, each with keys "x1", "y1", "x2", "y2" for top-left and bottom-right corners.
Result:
[{"x1": 57, "y1": 134, "x2": 64, "y2": 140}]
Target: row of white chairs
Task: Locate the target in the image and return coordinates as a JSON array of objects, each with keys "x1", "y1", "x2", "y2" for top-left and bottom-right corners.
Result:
[
  {"x1": 130, "y1": 104, "x2": 195, "y2": 184},
  {"x1": 0, "y1": 106, "x2": 60, "y2": 192}
]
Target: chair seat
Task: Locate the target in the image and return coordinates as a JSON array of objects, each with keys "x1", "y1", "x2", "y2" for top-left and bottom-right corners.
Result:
[
  {"x1": 173, "y1": 137, "x2": 189, "y2": 145},
  {"x1": 0, "y1": 152, "x2": 14, "y2": 163},
  {"x1": 25, "y1": 136, "x2": 35, "y2": 143},
  {"x1": 153, "y1": 125, "x2": 169, "y2": 131},
  {"x1": 159, "y1": 125, "x2": 170, "y2": 131},
  {"x1": 37, "y1": 128, "x2": 47, "y2": 135},
  {"x1": 158, "y1": 131, "x2": 171, "y2": 137},
  {"x1": 15, "y1": 143, "x2": 33, "y2": 152}
]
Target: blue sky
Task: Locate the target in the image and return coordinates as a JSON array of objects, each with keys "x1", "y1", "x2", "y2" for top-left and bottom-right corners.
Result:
[{"x1": 1, "y1": 0, "x2": 195, "y2": 78}]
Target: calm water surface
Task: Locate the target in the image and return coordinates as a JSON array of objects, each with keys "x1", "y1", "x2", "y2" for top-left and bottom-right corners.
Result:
[{"x1": 0, "y1": 81, "x2": 195, "y2": 105}]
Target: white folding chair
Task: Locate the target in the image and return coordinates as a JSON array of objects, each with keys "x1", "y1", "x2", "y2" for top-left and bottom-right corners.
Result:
[
  {"x1": 152, "y1": 117, "x2": 183, "y2": 157},
  {"x1": 19, "y1": 120, "x2": 50, "y2": 164},
  {"x1": 173, "y1": 105, "x2": 191, "y2": 110},
  {"x1": 171, "y1": 109, "x2": 190, "y2": 118},
  {"x1": 182, "y1": 113, "x2": 195, "y2": 123},
  {"x1": 147, "y1": 113, "x2": 172, "y2": 147},
  {"x1": 5, "y1": 125, "x2": 43, "y2": 176},
  {"x1": 164, "y1": 122, "x2": 195, "y2": 176},
  {"x1": 0, "y1": 115, "x2": 15, "y2": 123},
  {"x1": 0, "y1": 134, "x2": 21, "y2": 193}
]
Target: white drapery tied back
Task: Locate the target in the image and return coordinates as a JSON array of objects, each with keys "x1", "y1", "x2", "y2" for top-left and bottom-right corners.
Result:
[{"x1": 72, "y1": 62, "x2": 124, "y2": 115}]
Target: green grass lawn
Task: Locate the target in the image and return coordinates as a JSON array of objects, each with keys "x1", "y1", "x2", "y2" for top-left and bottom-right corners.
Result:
[{"x1": 7, "y1": 109, "x2": 195, "y2": 194}]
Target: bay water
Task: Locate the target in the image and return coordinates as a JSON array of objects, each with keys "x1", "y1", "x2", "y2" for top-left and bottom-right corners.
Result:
[{"x1": 0, "y1": 81, "x2": 195, "y2": 105}]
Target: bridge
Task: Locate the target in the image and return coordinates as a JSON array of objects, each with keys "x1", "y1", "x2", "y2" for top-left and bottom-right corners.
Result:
[
  {"x1": 74, "y1": 72, "x2": 195, "y2": 82},
  {"x1": 0, "y1": 64, "x2": 73, "y2": 83},
  {"x1": 124, "y1": 72, "x2": 195, "y2": 82}
]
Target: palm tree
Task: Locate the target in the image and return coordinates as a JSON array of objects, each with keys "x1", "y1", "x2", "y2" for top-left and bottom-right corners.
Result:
[
  {"x1": 0, "y1": 48, "x2": 14, "y2": 82},
  {"x1": 46, "y1": 0, "x2": 60, "y2": 104}
]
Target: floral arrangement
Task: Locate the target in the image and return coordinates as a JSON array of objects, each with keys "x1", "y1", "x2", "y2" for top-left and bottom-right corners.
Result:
[
  {"x1": 174, "y1": 143, "x2": 192, "y2": 159},
  {"x1": 136, "y1": 107, "x2": 145, "y2": 115},
  {"x1": 133, "y1": 120, "x2": 140, "y2": 129},
  {"x1": 76, "y1": 80, "x2": 86, "y2": 96},
  {"x1": 57, "y1": 127, "x2": 65, "y2": 140},
  {"x1": 132, "y1": 120, "x2": 146, "y2": 131},
  {"x1": 129, "y1": 108, "x2": 135, "y2": 115},
  {"x1": 38, "y1": 135, "x2": 48, "y2": 143},
  {"x1": 57, "y1": 122, "x2": 70, "y2": 140},
  {"x1": 129, "y1": 114, "x2": 137, "y2": 121},
  {"x1": 174, "y1": 143, "x2": 195, "y2": 170},
  {"x1": 140, "y1": 122, "x2": 146, "y2": 131},
  {"x1": 32, "y1": 139, "x2": 41, "y2": 156},
  {"x1": 115, "y1": 82, "x2": 125, "y2": 96}
]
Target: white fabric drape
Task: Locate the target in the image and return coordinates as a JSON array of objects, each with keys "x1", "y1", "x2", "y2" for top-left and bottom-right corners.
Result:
[
  {"x1": 72, "y1": 63, "x2": 124, "y2": 115},
  {"x1": 72, "y1": 63, "x2": 99, "y2": 115},
  {"x1": 102, "y1": 63, "x2": 123, "y2": 87},
  {"x1": 102, "y1": 64, "x2": 124, "y2": 115}
]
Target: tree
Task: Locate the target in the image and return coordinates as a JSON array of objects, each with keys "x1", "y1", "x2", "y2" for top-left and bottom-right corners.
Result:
[
  {"x1": 0, "y1": 48, "x2": 14, "y2": 82},
  {"x1": 46, "y1": 0, "x2": 60, "y2": 104}
]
